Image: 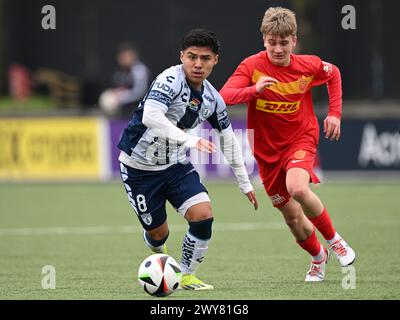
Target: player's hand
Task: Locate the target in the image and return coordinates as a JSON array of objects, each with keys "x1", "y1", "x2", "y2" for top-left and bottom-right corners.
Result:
[
  {"x1": 195, "y1": 138, "x2": 217, "y2": 153},
  {"x1": 256, "y1": 76, "x2": 278, "y2": 93},
  {"x1": 246, "y1": 190, "x2": 258, "y2": 211},
  {"x1": 324, "y1": 116, "x2": 341, "y2": 141}
]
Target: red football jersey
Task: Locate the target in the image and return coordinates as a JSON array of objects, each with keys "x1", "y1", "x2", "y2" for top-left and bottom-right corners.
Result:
[{"x1": 220, "y1": 51, "x2": 342, "y2": 163}]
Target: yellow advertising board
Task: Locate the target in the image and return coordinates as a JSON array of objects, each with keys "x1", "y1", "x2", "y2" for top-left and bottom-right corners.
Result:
[{"x1": 0, "y1": 117, "x2": 106, "y2": 180}]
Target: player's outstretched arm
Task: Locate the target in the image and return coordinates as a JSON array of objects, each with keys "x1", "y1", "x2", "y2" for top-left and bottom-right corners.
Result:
[
  {"x1": 220, "y1": 63, "x2": 261, "y2": 105},
  {"x1": 316, "y1": 60, "x2": 342, "y2": 141},
  {"x1": 143, "y1": 104, "x2": 215, "y2": 152}
]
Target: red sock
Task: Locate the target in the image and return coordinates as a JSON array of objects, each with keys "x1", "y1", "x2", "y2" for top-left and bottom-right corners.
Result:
[
  {"x1": 297, "y1": 229, "x2": 321, "y2": 256},
  {"x1": 308, "y1": 208, "x2": 336, "y2": 241}
]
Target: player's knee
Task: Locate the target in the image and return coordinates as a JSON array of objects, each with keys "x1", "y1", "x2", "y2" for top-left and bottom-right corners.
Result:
[
  {"x1": 188, "y1": 217, "x2": 214, "y2": 240},
  {"x1": 287, "y1": 184, "x2": 308, "y2": 202},
  {"x1": 185, "y1": 202, "x2": 213, "y2": 221},
  {"x1": 284, "y1": 215, "x2": 300, "y2": 229}
]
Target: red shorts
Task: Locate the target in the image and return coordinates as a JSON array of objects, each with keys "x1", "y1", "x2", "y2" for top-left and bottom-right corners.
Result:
[{"x1": 256, "y1": 145, "x2": 320, "y2": 208}]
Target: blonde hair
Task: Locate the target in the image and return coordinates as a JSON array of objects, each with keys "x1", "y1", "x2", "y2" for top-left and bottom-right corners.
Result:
[{"x1": 260, "y1": 7, "x2": 297, "y2": 37}]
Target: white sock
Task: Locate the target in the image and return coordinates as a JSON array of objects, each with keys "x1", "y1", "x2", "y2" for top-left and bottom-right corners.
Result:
[
  {"x1": 327, "y1": 232, "x2": 342, "y2": 246},
  {"x1": 180, "y1": 231, "x2": 209, "y2": 275},
  {"x1": 312, "y1": 245, "x2": 325, "y2": 262}
]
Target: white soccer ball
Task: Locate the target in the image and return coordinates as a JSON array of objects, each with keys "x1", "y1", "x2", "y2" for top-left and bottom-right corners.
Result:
[
  {"x1": 138, "y1": 254, "x2": 182, "y2": 297},
  {"x1": 98, "y1": 89, "x2": 119, "y2": 114}
]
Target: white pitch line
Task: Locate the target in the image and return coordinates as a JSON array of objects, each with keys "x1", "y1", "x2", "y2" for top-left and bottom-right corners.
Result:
[{"x1": 0, "y1": 222, "x2": 284, "y2": 236}]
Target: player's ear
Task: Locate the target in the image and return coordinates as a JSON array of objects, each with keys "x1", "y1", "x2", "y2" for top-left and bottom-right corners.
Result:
[
  {"x1": 292, "y1": 35, "x2": 297, "y2": 48},
  {"x1": 262, "y1": 34, "x2": 267, "y2": 49},
  {"x1": 180, "y1": 51, "x2": 184, "y2": 63},
  {"x1": 214, "y1": 54, "x2": 219, "y2": 65}
]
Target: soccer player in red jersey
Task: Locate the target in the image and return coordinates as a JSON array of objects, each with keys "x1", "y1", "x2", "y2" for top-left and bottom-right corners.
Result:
[{"x1": 220, "y1": 7, "x2": 355, "y2": 281}]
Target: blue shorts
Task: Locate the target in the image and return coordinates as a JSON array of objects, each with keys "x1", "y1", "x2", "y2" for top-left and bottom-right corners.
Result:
[{"x1": 120, "y1": 162, "x2": 208, "y2": 230}]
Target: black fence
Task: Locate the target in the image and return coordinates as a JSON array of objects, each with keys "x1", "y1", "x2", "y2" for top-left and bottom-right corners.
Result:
[{"x1": 3, "y1": 0, "x2": 400, "y2": 106}]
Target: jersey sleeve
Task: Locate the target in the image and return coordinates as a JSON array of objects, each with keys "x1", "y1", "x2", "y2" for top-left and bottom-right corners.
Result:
[
  {"x1": 207, "y1": 94, "x2": 232, "y2": 132},
  {"x1": 219, "y1": 60, "x2": 260, "y2": 105},
  {"x1": 145, "y1": 67, "x2": 183, "y2": 112},
  {"x1": 309, "y1": 56, "x2": 343, "y2": 119},
  {"x1": 309, "y1": 56, "x2": 336, "y2": 83}
]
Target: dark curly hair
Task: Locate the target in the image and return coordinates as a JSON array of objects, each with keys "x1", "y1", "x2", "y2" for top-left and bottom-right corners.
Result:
[{"x1": 181, "y1": 29, "x2": 220, "y2": 54}]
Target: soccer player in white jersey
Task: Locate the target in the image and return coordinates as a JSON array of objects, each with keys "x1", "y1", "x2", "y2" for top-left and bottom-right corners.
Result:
[{"x1": 118, "y1": 29, "x2": 258, "y2": 290}]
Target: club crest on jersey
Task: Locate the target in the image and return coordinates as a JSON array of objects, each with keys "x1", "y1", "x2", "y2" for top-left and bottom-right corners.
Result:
[
  {"x1": 203, "y1": 94, "x2": 215, "y2": 103},
  {"x1": 298, "y1": 76, "x2": 309, "y2": 93},
  {"x1": 188, "y1": 98, "x2": 201, "y2": 111},
  {"x1": 294, "y1": 150, "x2": 306, "y2": 159},
  {"x1": 141, "y1": 213, "x2": 152, "y2": 226},
  {"x1": 200, "y1": 105, "x2": 212, "y2": 119}
]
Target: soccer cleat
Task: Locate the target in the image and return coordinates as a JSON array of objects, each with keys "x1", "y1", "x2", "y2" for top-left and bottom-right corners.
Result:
[
  {"x1": 180, "y1": 274, "x2": 214, "y2": 290},
  {"x1": 329, "y1": 239, "x2": 355, "y2": 267},
  {"x1": 305, "y1": 248, "x2": 330, "y2": 282}
]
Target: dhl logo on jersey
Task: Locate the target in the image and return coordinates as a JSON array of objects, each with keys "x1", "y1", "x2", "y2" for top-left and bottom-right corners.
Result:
[
  {"x1": 256, "y1": 99, "x2": 301, "y2": 114},
  {"x1": 252, "y1": 69, "x2": 314, "y2": 95}
]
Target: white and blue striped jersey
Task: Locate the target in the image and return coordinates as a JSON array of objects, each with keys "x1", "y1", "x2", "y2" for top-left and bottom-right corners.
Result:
[{"x1": 118, "y1": 64, "x2": 231, "y2": 170}]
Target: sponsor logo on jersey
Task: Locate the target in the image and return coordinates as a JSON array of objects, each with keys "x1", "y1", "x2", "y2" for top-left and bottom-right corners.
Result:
[
  {"x1": 147, "y1": 90, "x2": 173, "y2": 106},
  {"x1": 218, "y1": 117, "x2": 231, "y2": 130},
  {"x1": 188, "y1": 98, "x2": 201, "y2": 111},
  {"x1": 291, "y1": 159, "x2": 305, "y2": 164},
  {"x1": 217, "y1": 110, "x2": 228, "y2": 120},
  {"x1": 269, "y1": 193, "x2": 286, "y2": 205},
  {"x1": 322, "y1": 61, "x2": 333, "y2": 77},
  {"x1": 216, "y1": 109, "x2": 231, "y2": 129},
  {"x1": 252, "y1": 69, "x2": 314, "y2": 95},
  {"x1": 154, "y1": 81, "x2": 175, "y2": 96},
  {"x1": 256, "y1": 99, "x2": 300, "y2": 114}
]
